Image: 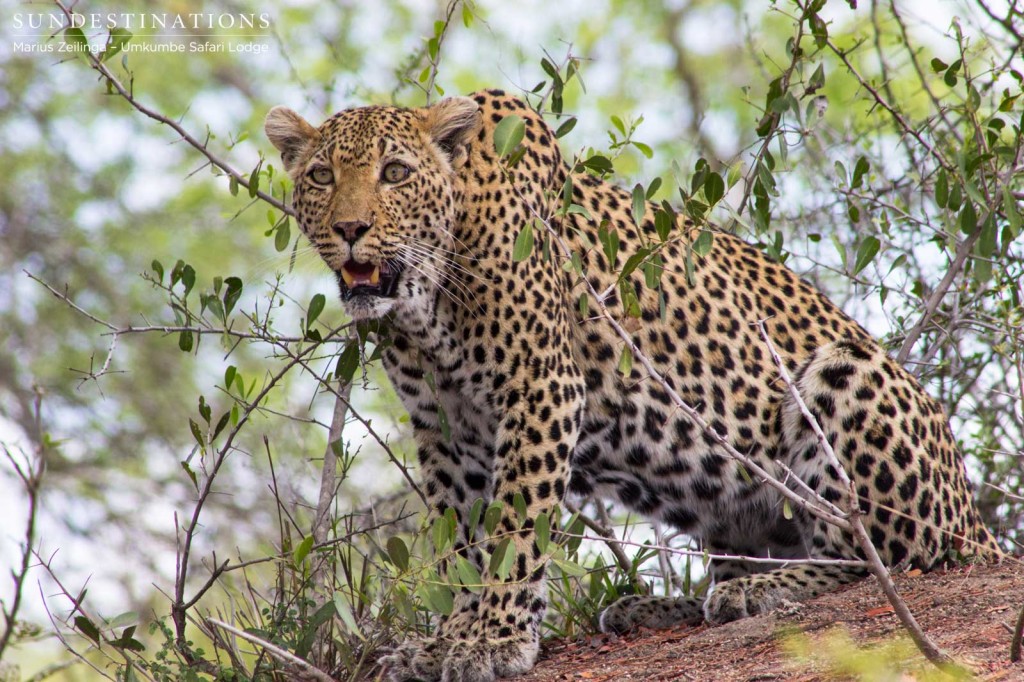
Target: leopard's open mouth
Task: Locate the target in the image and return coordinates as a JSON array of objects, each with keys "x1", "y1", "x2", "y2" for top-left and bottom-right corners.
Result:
[{"x1": 337, "y1": 259, "x2": 403, "y2": 301}]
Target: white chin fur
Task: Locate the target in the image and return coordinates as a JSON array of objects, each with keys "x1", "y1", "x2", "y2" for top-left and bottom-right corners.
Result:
[{"x1": 343, "y1": 296, "x2": 396, "y2": 321}]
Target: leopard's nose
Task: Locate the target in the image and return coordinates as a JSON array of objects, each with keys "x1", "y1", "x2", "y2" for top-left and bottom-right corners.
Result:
[{"x1": 333, "y1": 220, "x2": 371, "y2": 245}]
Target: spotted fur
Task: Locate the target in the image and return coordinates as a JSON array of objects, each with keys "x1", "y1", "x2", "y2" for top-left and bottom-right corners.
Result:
[{"x1": 265, "y1": 90, "x2": 998, "y2": 681}]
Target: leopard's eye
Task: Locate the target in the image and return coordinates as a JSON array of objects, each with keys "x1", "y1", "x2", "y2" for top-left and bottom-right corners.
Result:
[
  {"x1": 308, "y1": 166, "x2": 334, "y2": 185},
  {"x1": 381, "y1": 162, "x2": 411, "y2": 184}
]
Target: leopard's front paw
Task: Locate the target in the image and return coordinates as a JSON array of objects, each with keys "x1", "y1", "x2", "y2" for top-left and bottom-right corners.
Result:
[
  {"x1": 441, "y1": 636, "x2": 537, "y2": 682},
  {"x1": 599, "y1": 595, "x2": 705, "y2": 634},
  {"x1": 704, "y1": 578, "x2": 798, "y2": 624},
  {"x1": 380, "y1": 637, "x2": 449, "y2": 682},
  {"x1": 381, "y1": 634, "x2": 538, "y2": 682}
]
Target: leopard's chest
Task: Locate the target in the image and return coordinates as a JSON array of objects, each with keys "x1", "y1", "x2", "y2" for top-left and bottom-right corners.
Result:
[{"x1": 382, "y1": 326, "x2": 499, "y2": 465}]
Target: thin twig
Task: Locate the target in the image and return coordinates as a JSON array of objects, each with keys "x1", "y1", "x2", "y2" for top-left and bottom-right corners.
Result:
[
  {"x1": 312, "y1": 379, "x2": 353, "y2": 584},
  {"x1": 563, "y1": 500, "x2": 633, "y2": 573},
  {"x1": 206, "y1": 618, "x2": 335, "y2": 682},
  {"x1": 53, "y1": 1, "x2": 293, "y2": 217}
]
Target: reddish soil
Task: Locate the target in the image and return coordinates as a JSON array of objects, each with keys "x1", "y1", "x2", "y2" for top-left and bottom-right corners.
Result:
[{"x1": 522, "y1": 562, "x2": 1024, "y2": 681}]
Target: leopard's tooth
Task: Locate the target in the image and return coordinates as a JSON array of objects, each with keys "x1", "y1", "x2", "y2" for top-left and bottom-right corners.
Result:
[
  {"x1": 341, "y1": 268, "x2": 355, "y2": 287},
  {"x1": 370, "y1": 266, "x2": 381, "y2": 285}
]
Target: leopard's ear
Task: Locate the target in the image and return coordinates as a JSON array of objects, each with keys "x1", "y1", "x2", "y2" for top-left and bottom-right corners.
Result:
[
  {"x1": 425, "y1": 96, "x2": 481, "y2": 168},
  {"x1": 264, "y1": 106, "x2": 321, "y2": 176}
]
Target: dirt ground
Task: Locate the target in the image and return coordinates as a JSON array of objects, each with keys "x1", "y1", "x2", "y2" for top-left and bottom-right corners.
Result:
[{"x1": 521, "y1": 562, "x2": 1024, "y2": 681}]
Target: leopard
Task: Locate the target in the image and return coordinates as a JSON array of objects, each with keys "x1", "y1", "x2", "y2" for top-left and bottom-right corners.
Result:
[{"x1": 264, "y1": 89, "x2": 999, "y2": 682}]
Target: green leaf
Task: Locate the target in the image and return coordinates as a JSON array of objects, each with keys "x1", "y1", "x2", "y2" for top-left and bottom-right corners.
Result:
[
  {"x1": 189, "y1": 419, "x2": 204, "y2": 447},
  {"x1": 177, "y1": 328, "x2": 194, "y2": 354},
  {"x1": 809, "y1": 12, "x2": 828, "y2": 49},
  {"x1": 704, "y1": 172, "x2": 725, "y2": 205},
  {"x1": 462, "y1": 499, "x2": 483, "y2": 540},
  {"x1": 455, "y1": 556, "x2": 483, "y2": 592},
  {"x1": 631, "y1": 184, "x2": 646, "y2": 229},
  {"x1": 551, "y1": 557, "x2": 587, "y2": 577},
  {"x1": 851, "y1": 156, "x2": 870, "y2": 190},
  {"x1": 852, "y1": 236, "x2": 880, "y2": 275},
  {"x1": 555, "y1": 117, "x2": 577, "y2": 138},
  {"x1": 646, "y1": 177, "x2": 663, "y2": 200},
  {"x1": 180, "y1": 461, "x2": 198, "y2": 491},
  {"x1": 211, "y1": 411, "x2": 230, "y2": 442},
  {"x1": 944, "y1": 60, "x2": 961, "y2": 87},
  {"x1": 151, "y1": 259, "x2": 164, "y2": 283},
  {"x1": 566, "y1": 203, "x2": 592, "y2": 220},
  {"x1": 1004, "y1": 186, "x2": 1022, "y2": 237},
  {"x1": 275, "y1": 220, "x2": 291, "y2": 252},
  {"x1": 110, "y1": 627, "x2": 146, "y2": 653},
  {"x1": 619, "y1": 247, "x2": 651, "y2": 281},
  {"x1": 293, "y1": 535, "x2": 314, "y2": 567},
  {"x1": 512, "y1": 221, "x2": 534, "y2": 262},
  {"x1": 598, "y1": 224, "x2": 619, "y2": 265},
  {"x1": 959, "y1": 199, "x2": 978, "y2": 235},
  {"x1": 930, "y1": 57, "x2": 948, "y2": 72},
  {"x1": 432, "y1": 516, "x2": 451, "y2": 554},
  {"x1": 632, "y1": 141, "x2": 653, "y2": 159},
  {"x1": 307, "y1": 293, "x2": 326, "y2": 328},
  {"x1": 513, "y1": 492, "x2": 528, "y2": 525},
  {"x1": 206, "y1": 296, "x2": 225, "y2": 322},
  {"x1": 222, "y1": 277, "x2": 243, "y2": 317},
  {"x1": 783, "y1": 498, "x2": 793, "y2": 520},
  {"x1": 541, "y1": 58, "x2": 559, "y2": 79},
  {"x1": 978, "y1": 214, "x2": 997, "y2": 258},
  {"x1": 333, "y1": 592, "x2": 365, "y2": 640},
  {"x1": 438, "y1": 404, "x2": 451, "y2": 442},
  {"x1": 198, "y1": 396, "x2": 211, "y2": 424},
  {"x1": 935, "y1": 170, "x2": 949, "y2": 208},
  {"x1": 483, "y1": 502, "x2": 503, "y2": 535},
  {"x1": 493, "y1": 115, "x2": 525, "y2": 157},
  {"x1": 807, "y1": 63, "x2": 825, "y2": 93},
  {"x1": 832, "y1": 234, "x2": 847, "y2": 268},
  {"x1": 947, "y1": 182, "x2": 963, "y2": 211},
  {"x1": 248, "y1": 161, "x2": 261, "y2": 198},
  {"x1": 580, "y1": 155, "x2": 614, "y2": 174},
  {"x1": 229, "y1": 175, "x2": 239, "y2": 196},
  {"x1": 386, "y1": 536, "x2": 410, "y2": 571},
  {"x1": 488, "y1": 538, "x2": 515, "y2": 579},
  {"x1": 102, "y1": 28, "x2": 133, "y2": 62},
  {"x1": 74, "y1": 615, "x2": 101, "y2": 646},
  {"x1": 886, "y1": 254, "x2": 907, "y2": 277},
  {"x1": 418, "y1": 581, "x2": 454, "y2": 615},
  {"x1": 693, "y1": 230, "x2": 714, "y2": 257},
  {"x1": 654, "y1": 209, "x2": 673, "y2": 242},
  {"x1": 617, "y1": 345, "x2": 633, "y2": 376},
  {"x1": 64, "y1": 28, "x2": 89, "y2": 51},
  {"x1": 535, "y1": 512, "x2": 550, "y2": 553},
  {"x1": 335, "y1": 341, "x2": 360, "y2": 382},
  {"x1": 643, "y1": 254, "x2": 664, "y2": 289}
]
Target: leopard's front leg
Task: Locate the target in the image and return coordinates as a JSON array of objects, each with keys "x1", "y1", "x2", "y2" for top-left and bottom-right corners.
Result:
[
  {"x1": 380, "y1": 416, "x2": 496, "y2": 682},
  {"x1": 437, "y1": 372, "x2": 584, "y2": 682},
  {"x1": 385, "y1": 356, "x2": 584, "y2": 681}
]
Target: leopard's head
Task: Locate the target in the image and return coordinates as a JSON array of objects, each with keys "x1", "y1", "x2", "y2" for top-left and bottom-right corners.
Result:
[{"x1": 264, "y1": 97, "x2": 481, "y2": 321}]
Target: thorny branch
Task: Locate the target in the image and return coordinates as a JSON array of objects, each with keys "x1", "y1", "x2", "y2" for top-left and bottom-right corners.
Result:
[
  {"x1": 754, "y1": 319, "x2": 958, "y2": 670},
  {"x1": 54, "y1": 1, "x2": 294, "y2": 218}
]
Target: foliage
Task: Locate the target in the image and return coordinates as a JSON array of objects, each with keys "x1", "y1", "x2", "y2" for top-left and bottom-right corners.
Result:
[{"x1": 0, "y1": 0, "x2": 1021, "y2": 680}]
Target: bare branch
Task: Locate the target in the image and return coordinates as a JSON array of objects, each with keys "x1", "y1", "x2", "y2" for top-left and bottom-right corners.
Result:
[
  {"x1": 206, "y1": 618, "x2": 335, "y2": 682},
  {"x1": 755, "y1": 319, "x2": 960, "y2": 671},
  {"x1": 53, "y1": 1, "x2": 293, "y2": 218}
]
